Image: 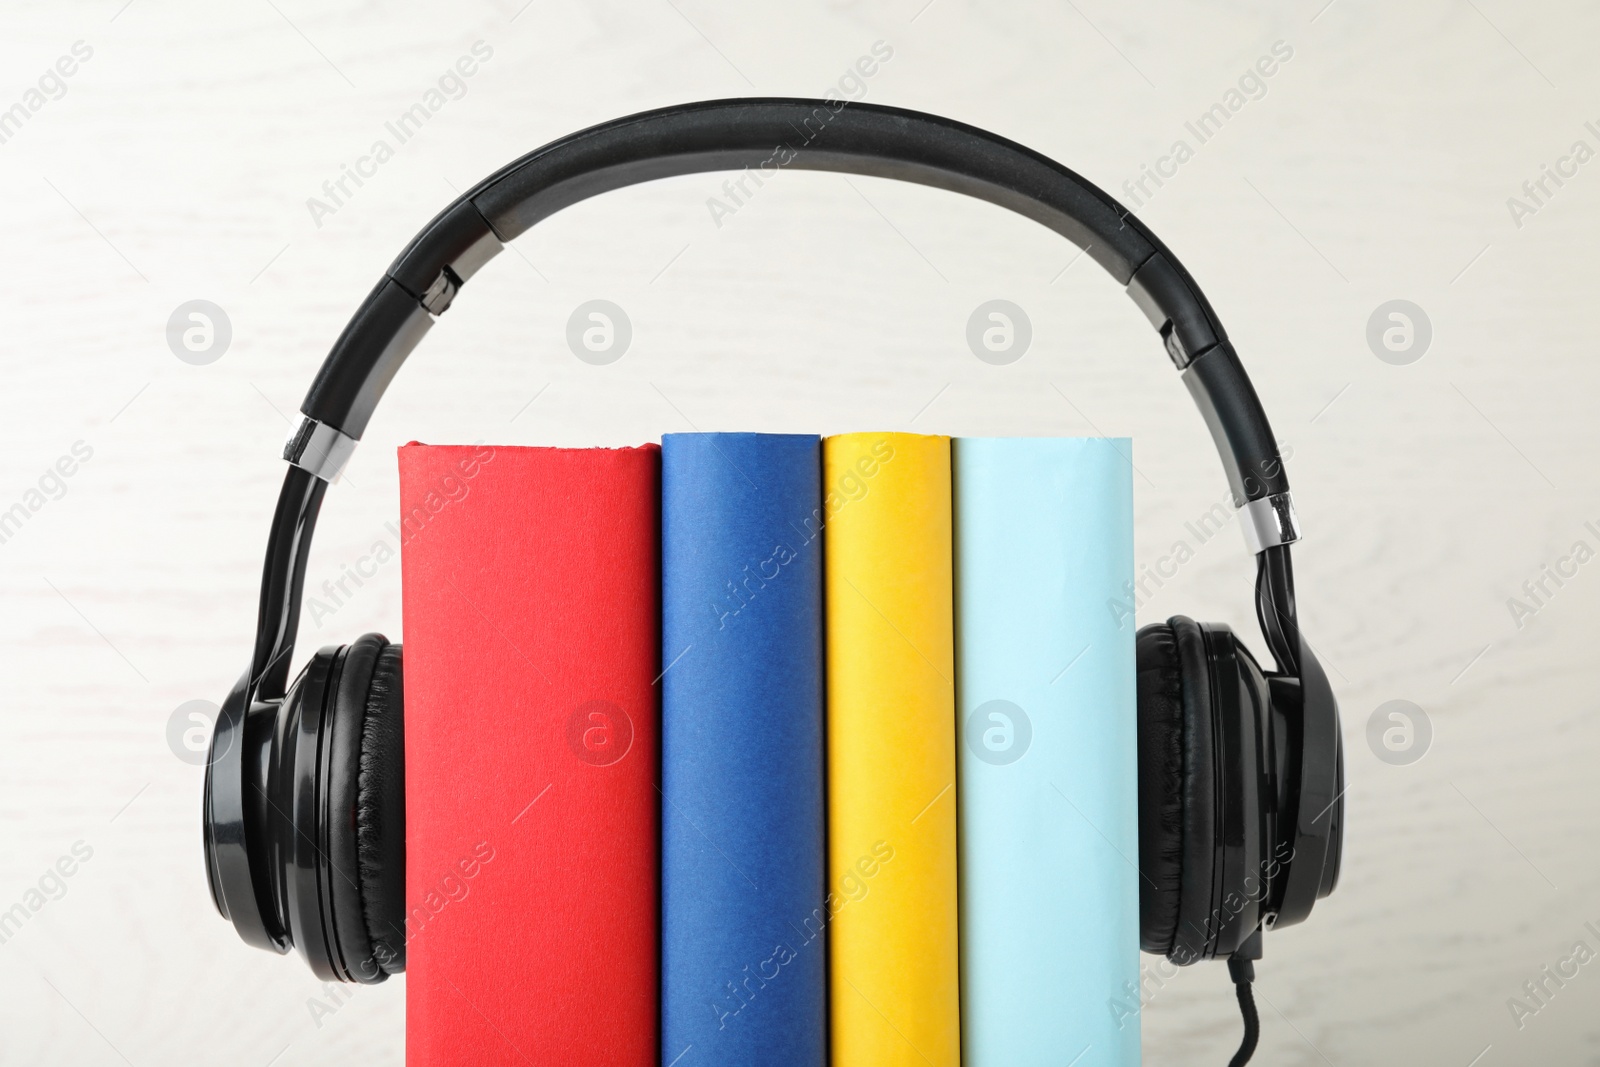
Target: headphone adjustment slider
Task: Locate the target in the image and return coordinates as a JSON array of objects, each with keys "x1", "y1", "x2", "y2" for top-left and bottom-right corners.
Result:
[
  {"x1": 284, "y1": 417, "x2": 358, "y2": 483},
  {"x1": 1239, "y1": 492, "x2": 1300, "y2": 554},
  {"x1": 420, "y1": 266, "x2": 461, "y2": 316}
]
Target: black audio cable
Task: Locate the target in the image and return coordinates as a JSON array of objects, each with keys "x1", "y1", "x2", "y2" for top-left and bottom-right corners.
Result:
[{"x1": 1227, "y1": 956, "x2": 1261, "y2": 1067}]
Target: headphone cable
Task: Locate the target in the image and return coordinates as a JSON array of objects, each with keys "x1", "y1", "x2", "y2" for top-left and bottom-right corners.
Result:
[{"x1": 1226, "y1": 957, "x2": 1260, "y2": 1067}]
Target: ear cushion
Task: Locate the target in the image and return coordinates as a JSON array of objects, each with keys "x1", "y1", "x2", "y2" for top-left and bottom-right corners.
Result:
[
  {"x1": 323, "y1": 634, "x2": 405, "y2": 982},
  {"x1": 1169, "y1": 616, "x2": 1219, "y2": 964},
  {"x1": 357, "y1": 640, "x2": 406, "y2": 975},
  {"x1": 1135, "y1": 616, "x2": 1219, "y2": 963},
  {"x1": 324, "y1": 634, "x2": 384, "y2": 982},
  {"x1": 1135, "y1": 621, "x2": 1186, "y2": 955}
]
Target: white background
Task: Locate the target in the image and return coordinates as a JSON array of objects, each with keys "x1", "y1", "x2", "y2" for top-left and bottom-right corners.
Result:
[{"x1": 2, "y1": 0, "x2": 1598, "y2": 1063}]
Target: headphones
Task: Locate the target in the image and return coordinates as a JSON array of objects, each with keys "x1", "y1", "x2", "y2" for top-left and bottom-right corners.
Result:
[{"x1": 203, "y1": 97, "x2": 1343, "y2": 1037}]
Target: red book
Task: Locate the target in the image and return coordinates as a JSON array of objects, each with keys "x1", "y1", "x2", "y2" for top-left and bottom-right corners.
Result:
[{"x1": 399, "y1": 443, "x2": 659, "y2": 1067}]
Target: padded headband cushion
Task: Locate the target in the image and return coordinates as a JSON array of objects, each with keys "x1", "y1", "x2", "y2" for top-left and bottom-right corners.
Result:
[
  {"x1": 1135, "y1": 621, "x2": 1186, "y2": 956},
  {"x1": 357, "y1": 640, "x2": 406, "y2": 975}
]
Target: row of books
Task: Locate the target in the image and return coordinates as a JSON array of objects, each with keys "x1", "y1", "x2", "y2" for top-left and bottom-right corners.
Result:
[{"x1": 398, "y1": 432, "x2": 1138, "y2": 1067}]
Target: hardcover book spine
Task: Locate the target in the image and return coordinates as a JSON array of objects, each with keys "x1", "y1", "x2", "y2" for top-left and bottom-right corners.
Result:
[
  {"x1": 823, "y1": 432, "x2": 960, "y2": 1067},
  {"x1": 399, "y1": 443, "x2": 659, "y2": 1067},
  {"x1": 659, "y1": 432, "x2": 828, "y2": 1067},
  {"x1": 954, "y1": 437, "x2": 1139, "y2": 1066}
]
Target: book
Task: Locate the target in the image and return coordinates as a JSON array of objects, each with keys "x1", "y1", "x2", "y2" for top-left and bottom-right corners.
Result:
[
  {"x1": 953, "y1": 437, "x2": 1139, "y2": 1065},
  {"x1": 659, "y1": 432, "x2": 827, "y2": 1067},
  {"x1": 399, "y1": 443, "x2": 659, "y2": 1067},
  {"x1": 823, "y1": 432, "x2": 960, "y2": 1067}
]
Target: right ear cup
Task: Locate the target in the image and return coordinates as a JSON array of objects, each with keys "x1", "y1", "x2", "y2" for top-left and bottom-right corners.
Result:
[{"x1": 1135, "y1": 615, "x2": 1220, "y2": 965}]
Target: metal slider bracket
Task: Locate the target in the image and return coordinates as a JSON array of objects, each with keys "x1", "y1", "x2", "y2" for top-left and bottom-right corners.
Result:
[
  {"x1": 399, "y1": 219, "x2": 504, "y2": 317},
  {"x1": 1125, "y1": 252, "x2": 1223, "y2": 370},
  {"x1": 420, "y1": 267, "x2": 460, "y2": 315},
  {"x1": 283, "y1": 417, "x2": 357, "y2": 483},
  {"x1": 1239, "y1": 492, "x2": 1301, "y2": 554}
]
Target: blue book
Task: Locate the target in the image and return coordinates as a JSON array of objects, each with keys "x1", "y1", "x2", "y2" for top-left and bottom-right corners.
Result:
[
  {"x1": 660, "y1": 432, "x2": 827, "y2": 1067},
  {"x1": 954, "y1": 437, "x2": 1140, "y2": 1066}
]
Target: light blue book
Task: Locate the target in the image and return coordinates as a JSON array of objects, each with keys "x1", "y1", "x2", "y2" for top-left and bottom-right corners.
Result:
[{"x1": 954, "y1": 437, "x2": 1139, "y2": 1066}]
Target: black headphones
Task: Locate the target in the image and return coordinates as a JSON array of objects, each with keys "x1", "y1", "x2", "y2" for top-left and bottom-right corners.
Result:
[{"x1": 202, "y1": 97, "x2": 1343, "y2": 1045}]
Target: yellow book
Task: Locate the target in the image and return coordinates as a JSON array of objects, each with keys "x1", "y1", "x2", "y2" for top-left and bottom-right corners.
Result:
[{"x1": 824, "y1": 432, "x2": 960, "y2": 1067}]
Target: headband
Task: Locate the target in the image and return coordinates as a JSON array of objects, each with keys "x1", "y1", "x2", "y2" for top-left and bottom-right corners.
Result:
[{"x1": 256, "y1": 96, "x2": 1302, "y2": 694}]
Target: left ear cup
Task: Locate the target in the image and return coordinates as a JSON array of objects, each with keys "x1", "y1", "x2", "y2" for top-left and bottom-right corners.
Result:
[{"x1": 215, "y1": 634, "x2": 407, "y2": 983}]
